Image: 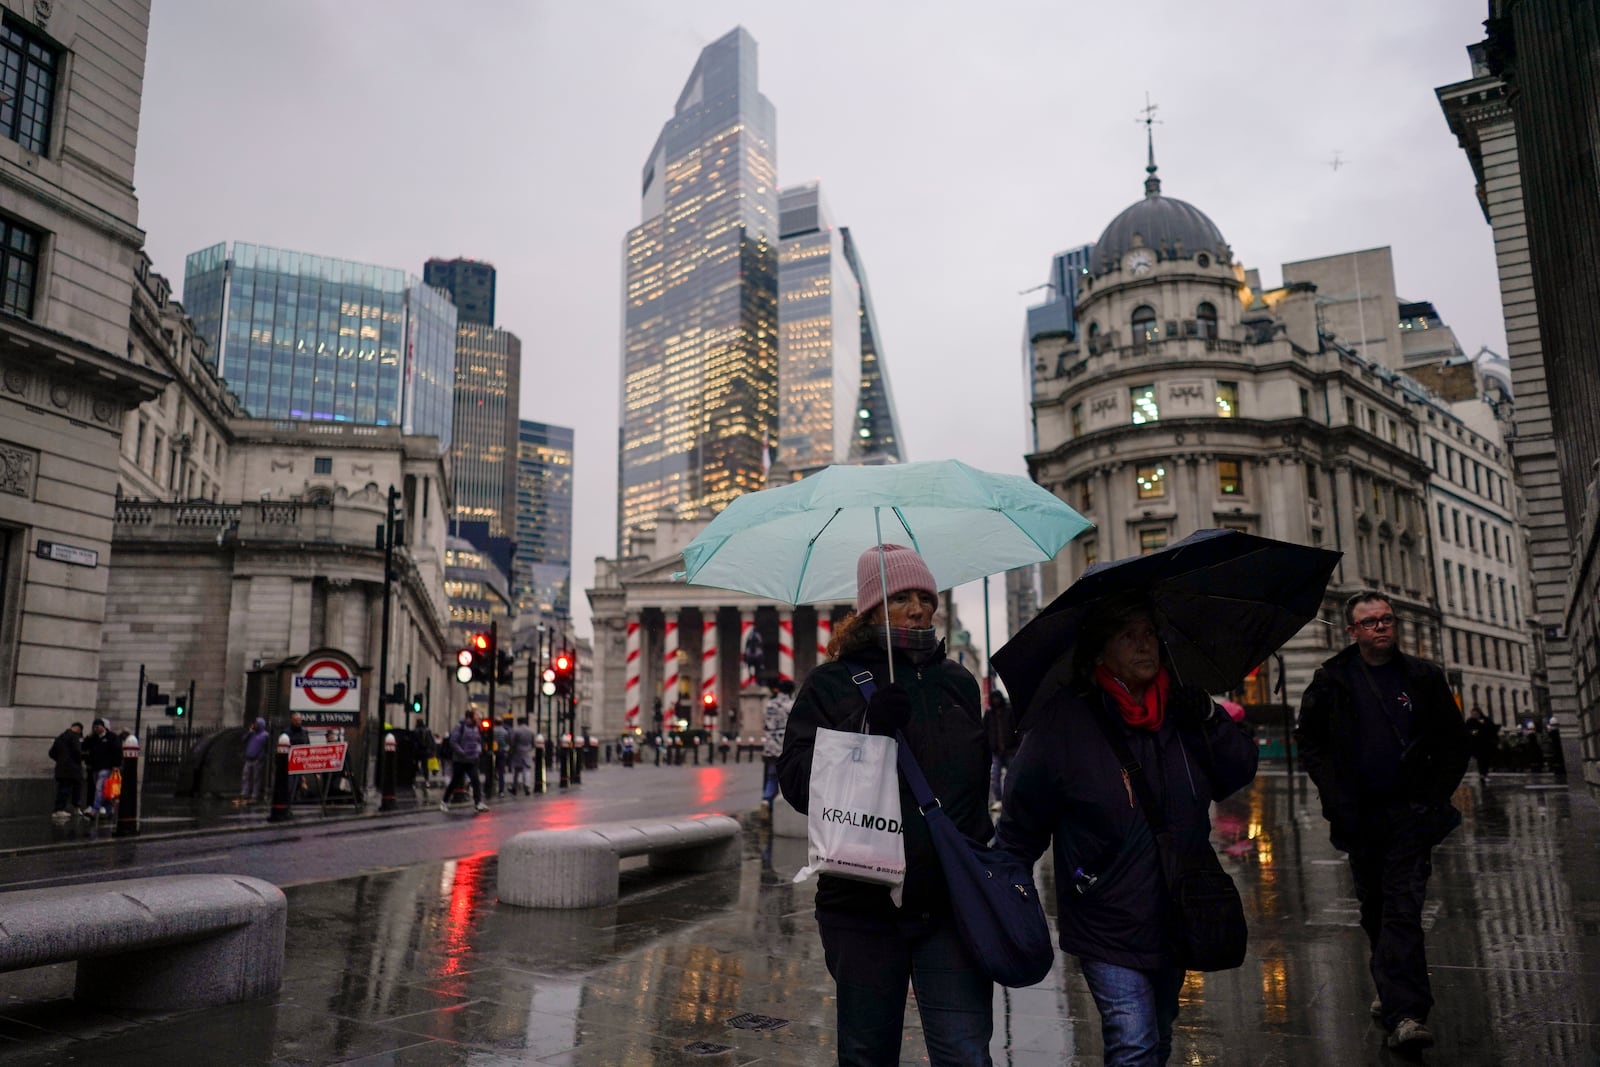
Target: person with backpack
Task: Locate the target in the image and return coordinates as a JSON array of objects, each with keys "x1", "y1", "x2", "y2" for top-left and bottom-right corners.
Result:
[
  {"x1": 983, "y1": 689, "x2": 1018, "y2": 812},
  {"x1": 49, "y1": 722, "x2": 87, "y2": 820},
  {"x1": 439, "y1": 710, "x2": 488, "y2": 813}
]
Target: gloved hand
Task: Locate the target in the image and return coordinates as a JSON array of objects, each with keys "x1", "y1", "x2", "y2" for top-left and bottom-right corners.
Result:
[
  {"x1": 1167, "y1": 686, "x2": 1217, "y2": 727},
  {"x1": 866, "y1": 683, "x2": 913, "y2": 737}
]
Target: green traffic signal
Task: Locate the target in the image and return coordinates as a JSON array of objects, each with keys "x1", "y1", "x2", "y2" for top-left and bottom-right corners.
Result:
[{"x1": 170, "y1": 699, "x2": 185, "y2": 718}]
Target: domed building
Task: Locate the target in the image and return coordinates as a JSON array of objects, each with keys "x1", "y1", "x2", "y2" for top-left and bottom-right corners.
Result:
[{"x1": 1026, "y1": 155, "x2": 1448, "y2": 709}]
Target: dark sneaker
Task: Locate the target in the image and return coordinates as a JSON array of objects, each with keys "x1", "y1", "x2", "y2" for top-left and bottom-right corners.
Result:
[
  {"x1": 1387, "y1": 1018, "x2": 1434, "y2": 1051},
  {"x1": 1371, "y1": 996, "x2": 1383, "y2": 1020}
]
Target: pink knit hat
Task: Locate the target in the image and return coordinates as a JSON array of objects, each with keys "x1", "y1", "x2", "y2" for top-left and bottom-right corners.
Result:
[{"x1": 855, "y1": 544, "x2": 938, "y2": 616}]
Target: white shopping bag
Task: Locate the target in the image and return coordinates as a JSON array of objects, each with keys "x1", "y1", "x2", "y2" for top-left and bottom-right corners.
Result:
[{"x1": 794, "y1": 726, "x2": 906, "y2": 906}]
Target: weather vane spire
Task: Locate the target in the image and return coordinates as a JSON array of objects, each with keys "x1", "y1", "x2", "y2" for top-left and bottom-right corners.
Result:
[{"x1": 1138, "y1": 93, "x2": 1162, "y2": 197}]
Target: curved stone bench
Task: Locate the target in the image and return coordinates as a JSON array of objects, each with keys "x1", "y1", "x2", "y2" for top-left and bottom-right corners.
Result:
[
  {"x1": 0, "y1": 874, "x2": 286, "y2": 1010},
  {"x1": 499, "y1": 815, "x2": 741, "y2": 908}
]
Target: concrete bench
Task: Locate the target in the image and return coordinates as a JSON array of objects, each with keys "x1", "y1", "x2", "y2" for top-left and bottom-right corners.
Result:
[
  {"x1": 0, "y1": 874, "x2": 286, "y2": 1010},
  {"x1": 498, "y1": 815, "x2": 741, "y2": 908}
]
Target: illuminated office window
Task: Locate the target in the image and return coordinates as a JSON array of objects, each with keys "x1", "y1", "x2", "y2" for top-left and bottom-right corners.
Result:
[
  {"x1": 1130, "y1": 384, "x2": 1159, "y2": 425},
  {"x1": 1136, "y1": 463, "x2": 1167, "y2": 500}
]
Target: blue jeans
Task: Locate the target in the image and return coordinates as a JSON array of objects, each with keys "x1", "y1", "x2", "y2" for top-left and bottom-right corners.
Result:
[
  {"x1": 90, "y1": 769, "x2": 113, "y2": 814},
  {"x1": 818, "y1": 911, "x2": 993, "y2": 1066},
  {"x1": 1079, "y1": 957, "x2": 1184, "y2": 1066},
  {"x1": 762, "y1": 757, "x2": 779, "y2": 804},
  {"x1": 989, "y1": 756, "x2": 1007, "y2": 806}
]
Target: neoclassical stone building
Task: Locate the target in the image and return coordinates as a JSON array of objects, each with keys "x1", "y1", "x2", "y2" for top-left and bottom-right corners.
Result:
[{"x1": 1028, "y1": 160, "x2": 1441, "y2": 704}]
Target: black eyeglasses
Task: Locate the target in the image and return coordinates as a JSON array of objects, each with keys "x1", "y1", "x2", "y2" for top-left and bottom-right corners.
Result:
[{"x1": 1353, "y1": 615, "x2": 1397, "y2": 632}]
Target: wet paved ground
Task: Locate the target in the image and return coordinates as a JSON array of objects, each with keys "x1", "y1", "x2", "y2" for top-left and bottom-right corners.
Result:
[{"x1": 1, "y1": 767, "x2": 1597, "y2": 1065}]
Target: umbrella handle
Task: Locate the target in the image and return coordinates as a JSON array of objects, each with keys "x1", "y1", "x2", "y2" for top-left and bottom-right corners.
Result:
[{"x1": 874, "y1": 508, "x2": 894, "y2": 685}]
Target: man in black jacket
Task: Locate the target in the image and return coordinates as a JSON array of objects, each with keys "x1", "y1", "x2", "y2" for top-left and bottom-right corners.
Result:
[{"x1": 1295, "y1": 591, "x2": 1468, "y2": 1054}]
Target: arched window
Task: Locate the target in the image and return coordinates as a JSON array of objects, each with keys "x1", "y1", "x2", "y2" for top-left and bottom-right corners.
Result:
[
  {"x1": 1131, "y1": 305, "x2": 1157, "y2": 342},
  {"x1": 1197, "y1": 302, "x2": 1218, "y2": 339}
]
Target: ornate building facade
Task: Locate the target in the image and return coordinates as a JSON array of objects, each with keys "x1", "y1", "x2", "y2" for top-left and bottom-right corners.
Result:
[
  {"x1": 1028, "y1": 157, "x2": 1442, "y2": 706},
  {"x1": 0, "y1": 0, "x2": 169, "y2": 806}
]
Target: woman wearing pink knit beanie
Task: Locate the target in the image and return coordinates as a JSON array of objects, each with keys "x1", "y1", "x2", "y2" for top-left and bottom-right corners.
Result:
[{"x1": 777, "y1": 544, "x2": 994, "y2": 1064}]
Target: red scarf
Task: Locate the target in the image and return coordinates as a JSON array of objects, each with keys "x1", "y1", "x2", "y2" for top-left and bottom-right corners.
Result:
[{"x1": 1094, "y1": 664, "x2": 1170, "y2": 732}]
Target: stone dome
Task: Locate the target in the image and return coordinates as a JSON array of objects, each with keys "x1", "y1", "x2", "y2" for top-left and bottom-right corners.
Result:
[{"x1": 1092, "y1": 164, "x2": 1229, "y2": 276}]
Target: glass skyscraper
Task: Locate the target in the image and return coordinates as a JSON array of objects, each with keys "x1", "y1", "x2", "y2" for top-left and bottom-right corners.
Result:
[
  {"x1": 183, "y1": 242, "x2": 457, "y2": 449},
  {"x1": 777, "y1": 183, "x2": 863, "y2": 477},
  {"x1": 516, "y1": 420, "x2": 574, "y2": 617},
  {"x1": 449, "y1": 322, "x2": 521, "y2": 537},
  {"x1": 840, "y1": 225, "x2": 902, "y2": 465},
  {"x1": 424, "y1": 257, "x2": 496, "y2": 327},
  {"x1": 618, "y1": 26, "x2": 778, "y2": 554}
]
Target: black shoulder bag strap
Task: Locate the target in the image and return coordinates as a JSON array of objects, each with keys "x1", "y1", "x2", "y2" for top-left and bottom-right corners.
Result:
[{"x1": 1354, "y1": 658, "x2": 1413, "y2": 751}]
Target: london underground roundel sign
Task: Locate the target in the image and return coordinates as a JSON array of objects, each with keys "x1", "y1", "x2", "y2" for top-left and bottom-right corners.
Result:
[{"x1": 289, "y1": 654, "x2": 362, "y2": 719}]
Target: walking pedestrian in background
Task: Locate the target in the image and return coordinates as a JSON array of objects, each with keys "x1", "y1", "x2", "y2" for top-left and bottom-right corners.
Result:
[
  {"x1": 509, "y1": 716, "x2": 535, "y2": 795},
  {"x1": 240, "y1": 717, "x2": 269, "y2": 803},
  {"x1": 778, "y1": 544, "x2": 994, "y2": 1066},
  {"x1": 997, "y1": 596, "x2": 1257, "y2": 1066},
  {"x1": 761, "y1": 678, "x2": 794, "y2": 813},
  {"x1": 1465, "y1": 708, "x2": 1499, "y2": 784},
  {"x1": 49, "y1": 722, "x2": 86, "y2": 820},
  {"x1": 440, "y1": 710, "x2": 488, "y2": 813},
  {"x1": 1295, "y1": 591, "x2": 1468, "y2": 1054},
  {"x1": 982, "y1": 689, "x2": 1017, "y2": 813}
]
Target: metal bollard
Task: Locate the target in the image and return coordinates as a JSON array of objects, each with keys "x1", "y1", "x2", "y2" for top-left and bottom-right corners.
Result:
[
  {"x1": 691, "y1": 738, "x2": 700, "y2": 766},
  {"x1": 269, "y1": 733, "x2": 292, "y2": 823},
  {"x1": 654, "y1": 738, "x2": 662, "y2": 766},
  {"x1": 719, "y1": 739, "x2": 730, "y2": 764},
  {"x1": 572, "y1": 734, "x2": 584, "y2": 784},
  {"x1": 114, "y1": 733, "x2": 141, "y2": 838},
  {"x1": 533, "y1": 736, "x2": 546, "y2": 794},
  {"x1": 379, "y1": 732, "x2": 397, "y2": 812},
  {"x1": 559, "y1": 733, "x2": 571, "y2": 788},
  {"x1": 587, "y1": 736, "x2": 600, "y2": 771}
]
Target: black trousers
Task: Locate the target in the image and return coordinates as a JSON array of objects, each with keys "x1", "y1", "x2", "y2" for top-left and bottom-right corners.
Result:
[{"x1": 1348, "y1": 806, "x2": 1434, "y2": 1028}]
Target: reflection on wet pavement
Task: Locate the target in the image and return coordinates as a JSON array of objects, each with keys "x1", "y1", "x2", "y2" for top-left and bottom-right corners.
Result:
[{"x1": 1, "y1": 772, "x2": 1598, "y2": 1064}]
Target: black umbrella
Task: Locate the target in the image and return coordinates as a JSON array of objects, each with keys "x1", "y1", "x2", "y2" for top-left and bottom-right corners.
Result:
[{"x1": 993, "y1": 528, "x2": 1341, "y2": 718}]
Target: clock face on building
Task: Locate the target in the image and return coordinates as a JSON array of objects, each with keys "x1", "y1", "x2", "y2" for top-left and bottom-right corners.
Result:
[{"x1": 1124, "y1": 248, "x2": 1156, "y2": 275}]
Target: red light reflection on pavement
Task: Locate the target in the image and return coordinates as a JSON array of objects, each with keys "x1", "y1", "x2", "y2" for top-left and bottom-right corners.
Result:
[{"x1": 435, "y1": 851, "x2": 491, "y2": 981}]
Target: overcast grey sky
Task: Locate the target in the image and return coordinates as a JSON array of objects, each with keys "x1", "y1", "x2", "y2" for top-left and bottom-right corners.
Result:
[{"x1": 136, "y1": 1, "x2": 1498, "y2": 646}]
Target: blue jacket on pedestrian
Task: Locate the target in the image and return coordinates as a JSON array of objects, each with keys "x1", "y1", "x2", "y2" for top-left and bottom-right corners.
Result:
[{"x1": 447, "y1": 719, "x2": 482, "y2": 763}]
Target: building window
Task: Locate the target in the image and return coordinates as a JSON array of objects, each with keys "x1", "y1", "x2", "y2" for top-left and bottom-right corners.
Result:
[
  {"x1": 1452, "y1": 510, "x2": 1461, "y2": 543},
  {"x1": 313, "y1": 456, "x2": 333, "y2": 475},
  {"x1": 1215, "y1": 381, "x2": 1237, "y2": 418},
  {"x1": 1196, "y1": 302, "x2": 1218, "y2": 339},
  {"x1": 1079, "y1": 480, "x2": 1093, "y2": 511},
  {"x1": 0, "y1": 214, "x2": 42, "y2": 318},
  {"x1": 1138, "y1": 528, "x2": 1168, "y2": 554},
  {"x1": 1136, "y1": 463, "x2": 1167, "y2": 500},
  {"x1": 1344, "y1": 396, "x2": 1356, "y2": 424},
  {"x1": 1305, "y1": 465, "x2": 1319, "y2": 500},
  {"x1": 1070, "y1": 403, "x2": 1083, "y2": 437},
  {"x1": 1131, "y1": 305, "x2": 1158, "y2": 342},
  {"x1": 1082, "y1": 536, "x2": 1097, "y2": 568},
  {"x1": 0, "y1": 17, "x2": 57, "y2": 155},
  {"x1": 1310, "y1": 526, "x2": 1323, "y2": 546},
  {"x1": 1130, "y1": 384, "x2": 1159, "y2": 424},
  {"x1": 1218, "y1": 459, "x2": 1242, "y2": 496},
  {"x1": 1087, "y1": 322, "x2": 1099, "y2": 350},
  {"x1": 1445, "y1": 565, "x2": 1455, "y2": 610},
  {"x1": 1437, "y1": 504, "x2": 1448, "y2": 541},
  {"x1": 1299, "y1": 387, "x2": 1310, "y2": 417}
]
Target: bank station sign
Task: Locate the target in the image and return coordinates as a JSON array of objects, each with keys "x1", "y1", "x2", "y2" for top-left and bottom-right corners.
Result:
[{"x1": 288, "y1": 650, "x2": 362, "y2": 725}]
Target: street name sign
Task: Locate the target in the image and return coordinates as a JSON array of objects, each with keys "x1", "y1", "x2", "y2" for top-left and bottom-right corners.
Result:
[{"x1": 287, "y1": 742, "x2": 348, "y2": 775}]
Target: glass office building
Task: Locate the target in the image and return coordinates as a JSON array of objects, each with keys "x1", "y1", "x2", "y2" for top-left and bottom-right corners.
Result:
[
  {"x1": 777, "y1": 182, "x2": 863, "y2": 477},
  {"x1": 449, "y1": 322, "x2": 521, "y2": 537},
  {"x1": 515, "y1": 420, "x2": 574, "y2": 617},
  {"x1": 618, "y1": 26, "x2": 779, "y2": 553},
  {"x1": 183, "y1": 242, "x2": 457, "y2": 449},
  {"x1": 840, "y1": 225, "x2": 902, "y2": 465}
]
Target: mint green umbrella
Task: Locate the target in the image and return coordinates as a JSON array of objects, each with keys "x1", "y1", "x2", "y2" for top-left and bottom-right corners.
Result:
[{"x1": 677, "y1": 460, "x2": 1092, "y2": 678}]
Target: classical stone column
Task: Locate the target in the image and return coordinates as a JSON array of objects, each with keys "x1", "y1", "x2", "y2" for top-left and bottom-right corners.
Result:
[
  {"x1": 623, "y1": 615, "x2": 642, "y2": 728},
  {"x1": 816, "y1": 613, "x2": 832, "y2": 671},
  {"x1": 740, "y1": 609, "x2": 756, "y2": 687},
  {"x1": 777, "y1": 609, "x2": 794, "y2": 682},
  {"x1": 661, "y1": 610, "x2": 681, "y2": 716},
  {"x1": 700, "y1": 611, "x2": 719, "y2": 727}
]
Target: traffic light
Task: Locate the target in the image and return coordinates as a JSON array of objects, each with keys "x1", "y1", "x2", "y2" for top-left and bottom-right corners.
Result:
[
  {"x1": 144, "y1": 681, "x2": 169, "y2": 708},
  {"x1": 541, "y1": 664, "x2": 557, "y2": 697},
  {"x1": 701, "y1": 690, "x2": 717, "y2": 724},
  {"x1": 496, "y1": 650, "x2": 514, "y2": 686},
  {"x1": 411, "y1": 692, "x2": 424, "y2": 716},
  {"x1": 169, "y1": 693, "x2": 186, "y2": 718},
  {"x1": 456, "y1": 646, "x2": 477, "y2": 685},
  {"x1": 388, "y1": 485, "x2": 404, "y2": 546},
  {"x1": 553, "y1": 650, "x2": 574, "y2": 697},
  {"x1": 471, "y1": 632, "x2": 492, "y2": 684}
]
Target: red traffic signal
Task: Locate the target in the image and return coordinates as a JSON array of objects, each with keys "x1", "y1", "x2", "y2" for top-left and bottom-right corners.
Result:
[
  {"x1": 472, "y1": 633, "x2": 491, "y2": 653},
  {"x1": 554, "y1": 653, "x2": 570, "y2": 672},
  {"x1": 702, "y1": 692, "x2": 716, "y2": 706},
  {"x1": 480, "y1": 718, "x2": 493, "y2": 730}
]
